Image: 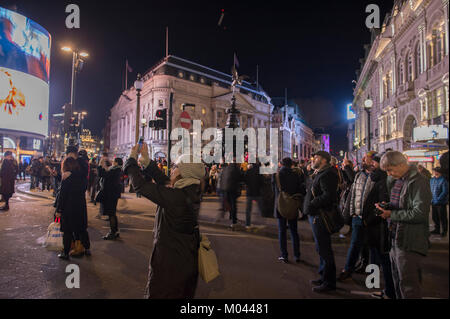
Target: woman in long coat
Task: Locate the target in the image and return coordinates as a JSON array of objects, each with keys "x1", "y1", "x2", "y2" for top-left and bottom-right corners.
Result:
[
  {"x1": 98, "y1": 157, "x2": 123, "y2": 240},
  {"x1": 124, "y1": 143, "x2": 203, "y2": 299},
  {"x1": 55, "y1": 157, "x2": 91, "y2": 259},
  {"x1": 0, "y1": 151, "x2": 18, "y2": 211}
]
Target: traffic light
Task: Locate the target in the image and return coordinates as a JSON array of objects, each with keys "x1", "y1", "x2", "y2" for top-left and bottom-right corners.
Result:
[{"x1": 148, "y1": 109, "x2": 167, "y2": 130}]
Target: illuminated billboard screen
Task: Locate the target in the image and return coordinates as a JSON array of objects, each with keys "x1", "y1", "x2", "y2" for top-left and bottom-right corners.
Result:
[{"x1": 0, "y1": 7, "x2": 50, "y2": 136}]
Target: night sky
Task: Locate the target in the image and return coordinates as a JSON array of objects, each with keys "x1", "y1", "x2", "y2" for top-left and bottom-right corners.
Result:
[{"x1": 2, "y1": 0, "x2": 393, "y2": 155}]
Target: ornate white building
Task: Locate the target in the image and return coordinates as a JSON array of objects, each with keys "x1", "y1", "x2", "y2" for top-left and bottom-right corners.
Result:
[
  {"x1": 353, "y1": 0, "x2": 449, "y2": 165},
  {"x1": 271, "y1": 98, "x2": 317, "y2": 161},
  {"x1": 109, "y1": 55, "x2": 272, "y2": 159}
]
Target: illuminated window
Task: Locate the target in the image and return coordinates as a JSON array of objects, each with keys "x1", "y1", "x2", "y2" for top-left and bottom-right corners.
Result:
[
  {"x1": 437, "y1": 88, "x2": 443, "y2": 116},
  {"x1": 189, "y1": 74, "x2": 195, "y2": 81},
  {"x1": 200, "y1": 77, "x2": 205, "y2": 84},
  {"x1": 178, "y1": 71, "x2": 184, "y2": 78},
  {"x1": 202, "y1": 107, "x2": 206, "y2": 115}
]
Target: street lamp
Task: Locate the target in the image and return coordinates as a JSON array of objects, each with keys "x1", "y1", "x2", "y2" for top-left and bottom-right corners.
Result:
[
  {"x1": 61, "y1": 46, "x2": 89, "y2": 112},
  {"x1": 134, "y1": 74, "x2": 144, "y2": 144},
  {"x1": 62, "y1": 46, "x2": 89, "y2": 146},
  {"x1": 141, "y1": 117, "x2": 147, "y2": 140},
  {"x1": 364, "y1": 99, "x2": 373, "y2": 151}
]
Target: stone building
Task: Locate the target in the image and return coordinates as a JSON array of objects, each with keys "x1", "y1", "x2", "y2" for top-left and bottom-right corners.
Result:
[
  {"x1": 109, "y1": 55, "x2": 272, "y2": 160},
  {"x1": 353, "y1": 0, "x2": 449, "y2": 167},
  {"x1": 271, "y1": 98, "x2": 316, "y2": 161}
]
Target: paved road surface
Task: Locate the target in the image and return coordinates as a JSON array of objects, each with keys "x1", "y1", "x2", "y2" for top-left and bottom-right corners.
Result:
[{"x1": 0, "y1": 191, "x2": 448, "y2": 299}]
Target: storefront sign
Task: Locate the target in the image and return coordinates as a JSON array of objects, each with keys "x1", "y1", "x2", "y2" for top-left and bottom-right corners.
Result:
[
  {"x1": 407, "y1": 156, "x2": 434, "y2": 163},
  {"x1": 413, "y1": 125, "x2": 448, "y2": 142}
]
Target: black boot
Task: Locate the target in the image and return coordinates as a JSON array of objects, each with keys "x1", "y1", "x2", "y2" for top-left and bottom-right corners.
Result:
[
  {"x1": 58, "y1": 252, "x2": 70, "y2": 260},
  {"x1": 103, "y1": 232, "x2": 118, "y2": 240}
]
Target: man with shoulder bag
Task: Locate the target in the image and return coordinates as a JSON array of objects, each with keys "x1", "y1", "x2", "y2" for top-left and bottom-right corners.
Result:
[{"x1": 303, "y1": 151, "x2": 339, "y2": 293}]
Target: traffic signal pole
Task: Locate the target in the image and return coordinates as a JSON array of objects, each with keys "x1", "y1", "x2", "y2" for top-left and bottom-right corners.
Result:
[{"x1": 167, "y1": 92, "x2": 173, "y2": 176}]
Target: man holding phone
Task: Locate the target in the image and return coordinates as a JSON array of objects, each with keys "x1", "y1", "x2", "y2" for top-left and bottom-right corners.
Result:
[{"x1": 376, "y1": 151, "x2": 431, "y2": 299}]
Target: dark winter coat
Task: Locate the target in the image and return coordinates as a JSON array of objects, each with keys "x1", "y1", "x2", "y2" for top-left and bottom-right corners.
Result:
[
  {"x1": 124, "y1": 158, "x2": 200, "y2": 299},
  {"x1": 98, "y1": 165, "x2": 122, "y2": 215},
  {"x1": 56, "y1": 171, "x2": 88, "y2": 233},
  {"x1": 245, "y1": 164, "x2": 263, "y2": 196},
  {"x1": 363, "y1": 168, "x2": 391, "y2": 254},
  {"x1": 1, "y1": 159, "x2": 18, "y2": 196},
  {"x1": 77, "y1": 156, "x2": 89, "y2": 191},
  {"x1": 272, "y1": 166, "x2": 306, "y2": 218},
  {"x1": 220, "y1": 163, "x2": 242, "y2": 193},
  {"x1": 30, "y1": 160, "x2": 41, "y2": 176},
  {"x1": 303, "y1": 165, "x2": 339, "y2": 216}
]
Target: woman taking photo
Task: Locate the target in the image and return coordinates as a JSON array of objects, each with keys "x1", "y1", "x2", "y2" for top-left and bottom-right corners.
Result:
[
  {"x1": 98, "y1": 157, "x2": 123, "y2": 240},
  {"x1": 55, "y1": 157, "x2": 91, "y2": 260},
  {"x1": 124, "y1": 143, "x2": 204, "y2": 299}
]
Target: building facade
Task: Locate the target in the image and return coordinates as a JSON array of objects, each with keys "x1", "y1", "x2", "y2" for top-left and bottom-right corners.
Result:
[
  {"x1": 109, "y1": 55, "x2": 272, "y2": 160},
  {"x1": 271, "y1": 99, "x2": 317, "y2": 161},
  {"x1": 353, "y1": 0, "x2": 449, "y2": 167}
]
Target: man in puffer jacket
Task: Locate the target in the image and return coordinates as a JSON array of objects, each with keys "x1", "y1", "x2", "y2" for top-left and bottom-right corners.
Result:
[{"x1": 430, "y1": 167, "x2": 448, "y2": 237}]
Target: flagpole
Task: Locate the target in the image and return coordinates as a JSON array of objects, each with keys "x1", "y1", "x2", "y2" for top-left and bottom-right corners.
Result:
[
  {"x1": 125, "y1": 59, "x2": 128, "y2": 91},
  {"x1": 256, "y1": 64, "x2": 259, "y2": 91},
  {"x1": 166, "y1": 27, "x2": 169, "y2": 58}
]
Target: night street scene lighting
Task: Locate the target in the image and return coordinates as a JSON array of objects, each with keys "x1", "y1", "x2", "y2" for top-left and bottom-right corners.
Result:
[{"x1": 0, "y1": 0, "x2": 448, "y2": 315}]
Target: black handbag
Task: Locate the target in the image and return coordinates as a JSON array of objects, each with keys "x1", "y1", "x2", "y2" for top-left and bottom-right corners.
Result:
[
  {"x1": 312, "y1": 188, "x2": 344, "y2": 234},
  {"x1": 95, "y1": 189, "x2": 105, "y2": 203}
]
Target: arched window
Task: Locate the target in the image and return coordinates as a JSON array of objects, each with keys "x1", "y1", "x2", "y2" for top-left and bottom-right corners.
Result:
[
  {"x1": 435, "y1": 29, "x2": 443, "y2": 64},
  {"x1": 398, "y1": 60, "x2": 404, "y2": 85},
  {"x1": 407, "y1": 53, "x2": 413, "y2": 81},
  {"x1": 427, "y1": 41, "x2": 433, "y2": 68},
  {"x1": 415, "y1": 43, "x2": 422, "y2": 76}
]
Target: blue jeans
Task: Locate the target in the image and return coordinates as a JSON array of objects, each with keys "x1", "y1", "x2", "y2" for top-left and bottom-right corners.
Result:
[
  {"x1": 245, "y1": 196, "x2": 264, "y2": 226},
  {"x1": 277, "y1": 216, "x2": 300, "y2": 259},
  {"x1": 344, "y1": 216, "x2": 364, "y2": 272},
  {"x1": 370, "y1": 247, "x2": 396, "y2": 299},
  {"x1": 309, "y1": 215, "x2": 336, "y2": 288}
]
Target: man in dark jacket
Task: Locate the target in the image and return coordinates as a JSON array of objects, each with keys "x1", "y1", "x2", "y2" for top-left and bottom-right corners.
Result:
[
  {"x1": 366, "y1": 154, "x2": 395, "y2": 299},
  {"x1": 273, "y1": 157, "x2": 305, "y2": 263},
  {"x1": 303, "y1": 151, "x2": 338, "y2": 293},
  {"x1": 1, "y1": 151, "x2": 19, "y2": 211},
  {"x1": 125, "y1": 143, "x2": 203, "y2": 299},
  {"x1": 221, "y1": 160, "x2": 242, "y2": 229},
  {"x1": 29, "y1": 158, "x2": 41, "y2": 191},
  {"x1": 244, "y1": 162, "x2": 264, "y2": 228}
]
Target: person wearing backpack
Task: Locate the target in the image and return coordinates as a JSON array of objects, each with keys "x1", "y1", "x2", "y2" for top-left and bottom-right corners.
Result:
[{"x1": 273, "y1": 157, "x2": 305, "y2": 263}]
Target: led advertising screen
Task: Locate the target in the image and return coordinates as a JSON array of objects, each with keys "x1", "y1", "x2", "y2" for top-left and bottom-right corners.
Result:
[{"x1": 0, "y1": 7, "x2": 50, "y2": 136}]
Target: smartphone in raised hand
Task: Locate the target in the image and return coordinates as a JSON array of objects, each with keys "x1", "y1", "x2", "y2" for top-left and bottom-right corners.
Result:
[{"x1": 137, "y1": 137, "x2": 144, "y2": 153}]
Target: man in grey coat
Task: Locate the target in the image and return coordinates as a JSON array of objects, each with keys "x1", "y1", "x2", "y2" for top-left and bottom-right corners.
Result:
[{"x1": 376, "y1": 151, "x2": 432, "y2": 299}]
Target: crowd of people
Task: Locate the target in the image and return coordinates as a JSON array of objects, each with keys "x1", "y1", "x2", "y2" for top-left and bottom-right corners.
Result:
[
  {"x1": 0, "y1": 142, "x2": 448, "y2": 299},
  {"x1": 191, "y1": 149, "x2": 448, "y2": 298}
]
